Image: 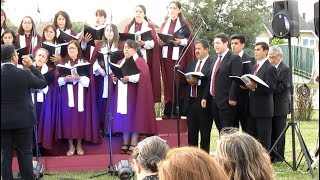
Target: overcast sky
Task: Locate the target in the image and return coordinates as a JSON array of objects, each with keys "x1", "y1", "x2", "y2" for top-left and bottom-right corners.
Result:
[{"x1": 2, "y1": 0, "x2": 317, "y2": 27}]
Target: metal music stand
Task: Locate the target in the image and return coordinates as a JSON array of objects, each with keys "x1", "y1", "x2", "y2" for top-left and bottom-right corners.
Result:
[{"x1": 171, "y1": 16, "x2": 207, "y2": 146}]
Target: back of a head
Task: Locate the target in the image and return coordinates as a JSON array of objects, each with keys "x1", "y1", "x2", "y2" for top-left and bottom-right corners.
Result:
[
  {"x1": 216, "y1": 128, "x2": 275, "y2": 180},
  {"x1": 158, "y1": 146, "x2": 227, "y2": 180},
  {"x1": 132, "y1": 136, "x2": 170, "y2": 173},
  {"x1": 1, "y1": 44, "x2": 15, "y2": 63}
]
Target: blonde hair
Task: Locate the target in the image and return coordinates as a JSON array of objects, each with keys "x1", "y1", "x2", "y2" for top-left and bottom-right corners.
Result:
[
  {"x1": 158, "y1": 146, "x2": 227, "y2": 180},
  {"x1": 216, "y1": 128, "x2": 275, "y2": 180}
]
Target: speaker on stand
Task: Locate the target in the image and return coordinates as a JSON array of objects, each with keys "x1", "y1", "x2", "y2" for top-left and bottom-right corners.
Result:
[{"x1": 269, "y1": 0, "x2": 315, "y2": 178}]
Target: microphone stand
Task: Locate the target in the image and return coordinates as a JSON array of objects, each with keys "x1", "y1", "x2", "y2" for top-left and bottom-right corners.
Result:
[
  {"x1": 90, "y1": 51, "x2": 116, "y2": 178},
  {"x1": 171, "y1": 17, "x2": 206, "y2": 147}
]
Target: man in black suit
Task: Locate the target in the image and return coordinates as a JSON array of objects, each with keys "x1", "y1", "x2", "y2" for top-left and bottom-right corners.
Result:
[
  {"x1": 1, "y1": 44, "x2": 47, "y2": 180},
  {"x1": 183, "y1": 39, "x2": 213, "y2": 153},
  {"x1": 269, "y1": 45, "x2": 292, "y2": 162},
  {"x1": 202, "y1": 33, "x2": 242, "y2": 133},
  {"x1": 246, "y1": 42, "x2": 277, "y2": 151},
  {"x1": 230, "y1": 34, "x2": 255, "y2": 132}
]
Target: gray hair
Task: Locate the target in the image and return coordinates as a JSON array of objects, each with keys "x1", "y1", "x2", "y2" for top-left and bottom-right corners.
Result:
[
  {"x1": 132, "y1": 136, "x2": 170, "y2": 173},
  {"x1": 269, "y1": 45, "x2": 283, "y2": 55}
]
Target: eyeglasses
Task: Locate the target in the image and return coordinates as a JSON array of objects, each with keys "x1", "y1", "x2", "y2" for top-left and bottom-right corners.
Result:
[
  {"x1": 68, "y1": 46, "x2": 77, "y2": 50},
  {"x1": 23, "y1": 21, "x2": 32, "y2": 25}
]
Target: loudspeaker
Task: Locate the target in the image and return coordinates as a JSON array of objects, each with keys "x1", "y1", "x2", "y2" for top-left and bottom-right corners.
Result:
[
  {"x1": 272, "y1": 0, "x2": 300, "y2": 38},
  {"x1": 315, "y1": 2, "x2": 319, "y2": 37}
]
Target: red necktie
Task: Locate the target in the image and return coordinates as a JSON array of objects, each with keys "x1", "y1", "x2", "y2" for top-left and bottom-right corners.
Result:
[
  {"x1": 211, "y1": 56, "x2": 222, "y2": 96},
  {"x1": 191, "y1": 60, "x2": 202, "y2": 97},
  {"x1": 253, "y1": 63, "x2": 259, "y2": 75}
]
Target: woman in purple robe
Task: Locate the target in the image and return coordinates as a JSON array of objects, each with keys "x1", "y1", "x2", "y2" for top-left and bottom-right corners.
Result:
[
  {"x1": 16, "y1": 16, "x2": 42, "y2": 57},
  {"x1": 123, "y1": 5, "x2": 161, "y2": 103},
  {"x1": 159, "y1": 1, "x2": 195, "y2": 119},
  {"x1": 56, "y1": 40, "x2": 99, "y2": 156},
  {"x1": 112, "y1": 39, "x2": 157, "y2": 155}
]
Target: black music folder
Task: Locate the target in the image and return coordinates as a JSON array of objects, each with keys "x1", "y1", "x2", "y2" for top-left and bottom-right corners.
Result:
[
  {"x1": 84, "y1": 24, "x2": 105, "y2": 47},
  {"x1": 57, "y1": 30, "x2": 78, "y2": 44},
  {"x1": 57, "y1": 63, "x2": 91, "y2": 77},
  {"x1": 16, "y1": 46, "x2": 28, "y2": 64},
  {"x1": 108, "y1": 57, "x2": 139, "y2": 79},
  {"x1": 42, "y1": 42, "x2": 69, "y2": 59},
  {"x1": 157, "y1": 24, "x2": 191, "y2": 46},
  {"x1": 119, "y1": 30, "x2": 152, "y2": 42}
]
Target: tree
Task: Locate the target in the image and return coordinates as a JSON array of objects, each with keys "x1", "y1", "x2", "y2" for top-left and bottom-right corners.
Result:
[{"x1": 182, "y1": 0, "x2": 272, "y2": 52}]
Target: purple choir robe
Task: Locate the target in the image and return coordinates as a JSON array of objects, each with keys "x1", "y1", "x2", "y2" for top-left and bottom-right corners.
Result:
[
  {"x1": 55, "y1": 59, "x2": 100, "y2": 143},
  {"x1": 113, "y1": 56, "x2": 157, "y2": 134},
  {"x1": 16, "y1": 33, "x2": 42, "y2": 56}
]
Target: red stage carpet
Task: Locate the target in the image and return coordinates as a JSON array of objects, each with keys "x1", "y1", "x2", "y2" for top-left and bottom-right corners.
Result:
[{"x1": 12, "y1": 118, "x2": 188, "y2": 172}]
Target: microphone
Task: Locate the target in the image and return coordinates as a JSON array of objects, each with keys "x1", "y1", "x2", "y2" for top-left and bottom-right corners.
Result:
[{"x1": 198, "y1": 15, "x2": 210, "y2": 31}]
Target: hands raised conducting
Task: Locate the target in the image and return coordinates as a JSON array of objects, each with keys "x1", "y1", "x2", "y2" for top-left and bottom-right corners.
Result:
[{"x1": 21, "y1": 55, "x2": 33, "y2": 68}]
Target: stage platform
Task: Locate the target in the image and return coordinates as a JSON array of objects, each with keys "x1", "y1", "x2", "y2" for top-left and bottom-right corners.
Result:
[{"x1": 12, "y1": 118, "x2": 188, "y2": 172}]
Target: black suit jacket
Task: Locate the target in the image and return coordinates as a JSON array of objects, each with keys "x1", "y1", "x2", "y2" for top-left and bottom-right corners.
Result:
[
  {"x1": 273, "y1": 61, "x2": 292, "y2": 116},
  {"x1": 203, "y1": 50, "x2": 243, "y2": 109},
  {"x1": 1, "y1": 64, "x2": 47, "y2": 129},
  {"x1": 242, "y1": 52, "x2": 255, "y2": 75},
  {"x1": 183, "y1": 56, "x2": 213, "y2": 112},
  {"x1": 249, "y1": 60, "x2": 277, "y2": 117}
]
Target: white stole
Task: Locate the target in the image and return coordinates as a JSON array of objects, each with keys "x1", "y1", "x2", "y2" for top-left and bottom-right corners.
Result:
[
  {"x1": 31, "y1": 63, "x2": 49, "y2": 103},
  {"x1": 64, "y1": 59, "x2": 89, "y2": 112},
  {"x1": 116, "y1": 58, "x2": 128, "y2": 114},
  {"x1": 56, "y1": 28, "x2": 72, "y2": 38},
  {"x1": 161, "y1": 18, "x2": 181, "y2": 60},
  {"x1": 128, "y1": 20, "x2": 151, "y2": 62},
  {"x1": 19, "y1": 34, "x2": 38, "y2": 54}
]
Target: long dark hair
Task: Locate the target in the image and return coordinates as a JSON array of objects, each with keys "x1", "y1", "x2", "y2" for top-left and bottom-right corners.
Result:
[
  {"x1": 64, "y1": 40, "x2": 83, "y2": 62},
  {"x1": 169, "y1": 1, "x2": 186, "y2": 26},
  {"x1": 101, "y1": 24, "x2": 119, "y2": 49},
  {"x1": 1, "y1": 9, "x2": 8, "y2": 29},
  {"x1": 1, "y1": 28, "x2": 17, "y2": 47},
  {"x1": 18, "y1": 16, "x2": 37, "y2": 36},
  {"x1": 41, "y1": 24, "x2": 57, "y2": 44},
  {"x1": 53, "y1": 11, "x2": 72, "y2": 31},
  {"x1": 125, "y1": 39, "x2": 143, "y2": 58},
  {"x1": 128, "y1": 5, "x2": 149, "y2": 29}
]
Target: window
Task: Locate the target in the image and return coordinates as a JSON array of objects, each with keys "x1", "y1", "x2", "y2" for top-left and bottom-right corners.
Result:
[{"x1": 301, "y1": 38, "x2": 316, "y2": 48}]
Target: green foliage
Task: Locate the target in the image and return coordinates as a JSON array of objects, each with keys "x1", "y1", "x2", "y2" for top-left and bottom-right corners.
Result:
[
  {"x1": 72, "y1": 21, "x2": 85, "y2": 34},
  {"x1": 182, "y1": 0, "x2": 272, "y2": 51},
  {"x1": 270, "y1": 38, "x2": 286, "y2": 46}
]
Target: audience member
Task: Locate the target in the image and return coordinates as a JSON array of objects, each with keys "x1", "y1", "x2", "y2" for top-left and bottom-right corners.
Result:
[
  {"x1": 158, "y1": 146, "x2": 228, "y2": 180},
  {"x1": 131, "y1": 136, "x2": 170, "y2": 180},
  {"x1": 216, "y1": 128, "x2": 275, "y2": 180}
]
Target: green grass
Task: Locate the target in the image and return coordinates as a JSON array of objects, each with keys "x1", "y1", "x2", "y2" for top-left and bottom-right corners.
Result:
[{"x1": 35, "y1": 118, "x2": 319, "y2": 180}]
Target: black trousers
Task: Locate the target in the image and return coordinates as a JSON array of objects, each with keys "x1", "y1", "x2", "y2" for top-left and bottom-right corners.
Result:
[
  {"x1": 186, "y1": 98, "x2": 213, "y2": 153},
  {"x1": 163, "y1": 99, "x2": 185, "y2": 116},
  {"x1": 211, "y1": 98, "x2": 237, "y2": 133},
  {"x1": 271, "y1": 115, "x2": 287, "y2": 160},
  {"x1": 1, "y1": 127, "x2": 34, "y2": 180},
  {"x1": 247, "y1": 116, "x2": 272, "y2": 151}
]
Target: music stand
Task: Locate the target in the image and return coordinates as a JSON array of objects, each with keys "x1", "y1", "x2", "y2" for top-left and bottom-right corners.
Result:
[
  {"x1": 90, "y1": 52, "x2": 116, "y2": 179},
  {"x1": 268, "y1": 37, "x2": 315, "y2": 178},
  {"x1": 171, "y1": 17, "x2": 207, "y2": 146}
]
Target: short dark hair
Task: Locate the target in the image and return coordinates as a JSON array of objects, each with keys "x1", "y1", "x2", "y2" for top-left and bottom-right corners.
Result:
[
  {"x1": 195, "y1": 39, "x2": 210, "y2": 50},
  {"x1": 1, "y1": 44, "x2": 16, "y2": 63},
  {"x1": 230, "y1": 34, "x2": 246, "y2": 44},
  {"x1": 255, "y1": 42, "x2": 269, "y2": 51},
  {"x1": 95, "y1": 9, "x2": 107, "y2": 18},
  {"x1": 214, "y1": 33, "x2": 229, "y2": 44}
]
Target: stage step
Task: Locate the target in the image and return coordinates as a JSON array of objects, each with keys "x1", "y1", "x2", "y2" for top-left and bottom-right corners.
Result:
[{"x1": 12, "y1": 118, "x2": 188, "y2": 172}]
